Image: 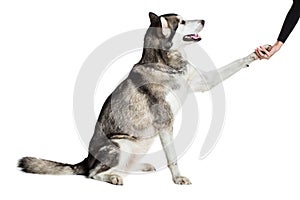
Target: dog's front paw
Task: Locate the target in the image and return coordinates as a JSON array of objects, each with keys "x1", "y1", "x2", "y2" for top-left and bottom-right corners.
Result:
[
  {"x1": 173, "y1": 176, "x2": 192, "y2": 185},
  {"x1": 249, "y1": 44, "x2": 272, "y2": 61}
]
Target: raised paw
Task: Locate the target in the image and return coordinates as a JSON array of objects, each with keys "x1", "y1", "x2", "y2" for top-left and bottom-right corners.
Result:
[
  {"x1": 263, "y1": 44, "x2": 272, "y2": 51},
  {"x1": 249, "y1": 44, "x2": 272, "y2": 61},
  {"x1": 173, "y1": 176, "x2": 192, "y2": 185}
]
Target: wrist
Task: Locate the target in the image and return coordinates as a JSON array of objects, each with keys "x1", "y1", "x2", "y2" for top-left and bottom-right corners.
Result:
[{"x1": 273, "y1": 41, "x2": 283, "y2": 51}]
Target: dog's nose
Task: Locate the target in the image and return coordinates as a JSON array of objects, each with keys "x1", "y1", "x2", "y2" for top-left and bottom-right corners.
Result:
[{"x1": 200, "y1": 20, "x2": 205, "y2": 26}]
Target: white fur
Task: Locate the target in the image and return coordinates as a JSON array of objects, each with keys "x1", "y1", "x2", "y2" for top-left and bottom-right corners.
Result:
[
  {"x1": 160, "y1": 17, "x2": 171, "y2": 37},
  {"x1": 158, "y1": 16, "x2": 256, "y2": 184},
  {"x1": 111, "y1": 137, "x2": 155, "y2": 173},
  {"x1": 171, "y1": 18, "x2": 204, "y2": 49}
]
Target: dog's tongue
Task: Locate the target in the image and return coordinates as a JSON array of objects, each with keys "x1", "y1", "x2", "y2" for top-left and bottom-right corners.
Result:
[{"x1": 191, "y1": 34, "x2": 200, "y2": 40}]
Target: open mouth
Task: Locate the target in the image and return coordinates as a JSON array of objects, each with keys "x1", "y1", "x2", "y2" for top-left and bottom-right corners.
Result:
[{"x1": 183, "y1": 34, "x2": 201, "y2": 42}]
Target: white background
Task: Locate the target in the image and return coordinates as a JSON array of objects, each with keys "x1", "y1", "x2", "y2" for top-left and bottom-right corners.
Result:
[{"x1": 1, "y1": 0, "x2": 299, "y2": 199}]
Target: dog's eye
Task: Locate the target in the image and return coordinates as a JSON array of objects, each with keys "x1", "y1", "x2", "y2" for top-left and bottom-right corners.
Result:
[{"x1": 180, "y1": 20, "x2": 186, "y2": 25}]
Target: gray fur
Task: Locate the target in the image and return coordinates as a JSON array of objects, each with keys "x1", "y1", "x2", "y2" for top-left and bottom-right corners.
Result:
[{"x1": 18, "y1": 157, "x2": 86, "y2": 175}]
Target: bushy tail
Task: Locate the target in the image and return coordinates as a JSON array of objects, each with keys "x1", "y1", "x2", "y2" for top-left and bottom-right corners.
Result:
[{"x1": 18, "y1": 157, "x2": 87, "y2": 175}]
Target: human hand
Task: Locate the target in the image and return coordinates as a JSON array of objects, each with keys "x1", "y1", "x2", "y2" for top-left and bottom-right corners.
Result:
[{"x1": 255, "y1": 41, "x2": 283, "y2": 60}]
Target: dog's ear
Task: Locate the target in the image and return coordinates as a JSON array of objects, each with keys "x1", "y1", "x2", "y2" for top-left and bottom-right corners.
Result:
[
  {"x1": 149, "y1": 12, "x2": 160, "y2": 27},
  {"x1": 160, "y1": 17, "x2": 171, "y2": 38}
]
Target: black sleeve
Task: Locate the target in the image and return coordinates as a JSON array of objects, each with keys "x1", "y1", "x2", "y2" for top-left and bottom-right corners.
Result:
[{"x1": 277, "y1": 0, "x2": 300, "y2": 43}]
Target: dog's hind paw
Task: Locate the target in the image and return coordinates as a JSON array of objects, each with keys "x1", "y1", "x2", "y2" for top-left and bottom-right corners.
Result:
[
  {"x1": 91, "y1": 173, "x2": 123, "y2": 186},
  {"x1": 132, "y1": 163, "x2": 156, "y2": 172},
  {"x1": 140, "y1": 163, "x2": 156, "y2": 172}
]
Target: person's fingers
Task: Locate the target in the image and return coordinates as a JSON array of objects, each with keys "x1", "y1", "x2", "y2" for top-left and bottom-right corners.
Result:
[
  {"x1": 255, "y1": 49, "x2": 264, "y2": 60},
  {"x1": 255, "y1": 43, "x2": 279, "y2": 60},
  {"x1": 256, "y1": 46, "x2": 270, "y2": 60},
  {"x1": 255, "y1": 49, "x2": 261, "y2": 59},
  {"x1": 260, "y1": 46, "x2": 271, "y2": 59},
  {"x1": 255, "y1": 48, "x2": 265, "y2": 59}
]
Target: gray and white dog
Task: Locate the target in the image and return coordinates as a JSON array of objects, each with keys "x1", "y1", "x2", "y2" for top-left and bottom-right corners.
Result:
[{"x1": 18, "y1": 12, "x2": 269, "y2": 185}]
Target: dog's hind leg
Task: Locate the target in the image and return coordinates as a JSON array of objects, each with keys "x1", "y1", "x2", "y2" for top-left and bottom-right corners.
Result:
[
  {"x1": 88, "y1": 158, "x2": 124, "y2": 185},
  {"x1": 87, "y1": 138, "x2": 124, "y2": 185}
]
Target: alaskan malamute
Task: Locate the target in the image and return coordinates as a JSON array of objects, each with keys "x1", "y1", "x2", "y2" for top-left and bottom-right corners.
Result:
[{"x1": 18, "y1": 12, "x2": 269, "y2": 185}]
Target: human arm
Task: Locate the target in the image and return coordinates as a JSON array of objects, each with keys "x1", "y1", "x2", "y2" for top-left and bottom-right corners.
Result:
[{"x1": 256, "y1": 0, "x2": 300, "y2": 60}]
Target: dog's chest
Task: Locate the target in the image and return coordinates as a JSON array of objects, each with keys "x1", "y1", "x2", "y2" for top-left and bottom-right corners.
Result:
[
  {"x1": 165, "y1": 92, "x2": 181, "y2": 115},
  {"x1": 131, "y1": 64, "x2": 189, "y2": 116},
  {"x1": 165, "y1": 74, "x2": 189, "y2": 115}
]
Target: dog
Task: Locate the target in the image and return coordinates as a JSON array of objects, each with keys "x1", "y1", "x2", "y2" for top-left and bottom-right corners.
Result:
[{"x1": 18, "y1": 12, "x2": 269, "y2": 185}]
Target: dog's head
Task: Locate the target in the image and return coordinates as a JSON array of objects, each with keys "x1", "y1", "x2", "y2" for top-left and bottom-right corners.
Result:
[{"x1": 147, "y1": 12, "x2": 205, "y2": 50}]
